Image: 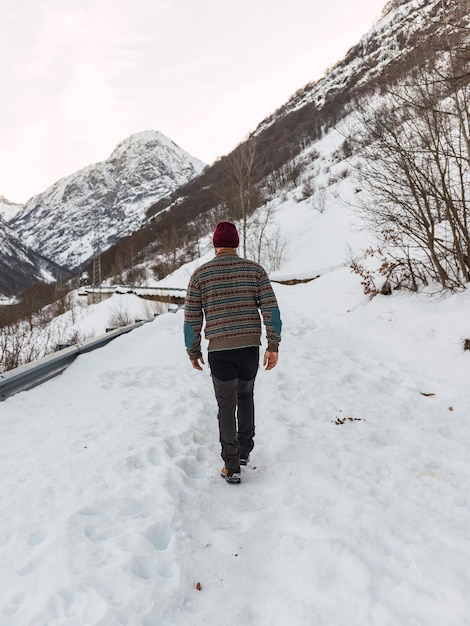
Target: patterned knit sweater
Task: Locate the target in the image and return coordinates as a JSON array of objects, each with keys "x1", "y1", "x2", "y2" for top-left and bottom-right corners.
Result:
[{"x1": 184, "y1": 250, "x2": 282, "y2": 360}]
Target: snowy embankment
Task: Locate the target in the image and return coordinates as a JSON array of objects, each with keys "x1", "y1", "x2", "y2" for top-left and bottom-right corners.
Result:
[{"x1": 1, "y1": 264, "x2": 470, "y2": 625}]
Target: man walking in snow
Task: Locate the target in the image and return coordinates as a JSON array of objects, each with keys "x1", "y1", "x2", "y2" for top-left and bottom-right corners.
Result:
[{"x1": 184, "y1": 221, "x2": 282, "y2": 484}]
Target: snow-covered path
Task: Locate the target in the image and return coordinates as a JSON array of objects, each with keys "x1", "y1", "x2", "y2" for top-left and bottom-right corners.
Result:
[{"x1": 1, "y1": 275, "x2": 470, "y2": 625}]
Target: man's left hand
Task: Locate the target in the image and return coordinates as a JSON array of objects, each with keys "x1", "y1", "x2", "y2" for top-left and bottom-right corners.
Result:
[{"x1": 191, "y1": 356, "x2": 205, "y2": 371}]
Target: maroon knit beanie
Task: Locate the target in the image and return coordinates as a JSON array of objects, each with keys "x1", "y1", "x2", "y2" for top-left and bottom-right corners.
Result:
[{"x1": 212, "y1": 221, "x2": 239, "y2": 248}]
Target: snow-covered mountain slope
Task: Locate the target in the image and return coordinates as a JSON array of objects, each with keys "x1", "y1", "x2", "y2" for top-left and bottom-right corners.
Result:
[
  {"x1": 256, "y1": 0, "x2": 468, "y2": 134},
  {"x1": 9, "y1": 131, "x2": 205, "y2": 270},
  {"x1": 0, "y1": 217, "x2": 69, "y2": 298}
]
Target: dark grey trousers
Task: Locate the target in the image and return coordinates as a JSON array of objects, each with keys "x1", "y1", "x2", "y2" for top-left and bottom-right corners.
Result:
[
  {"x1": 211, "y1": 376, "x2": 256, "y2": 473},
  {"x1": 209, "y1": 347, "x2": 259, "y2": 474}
]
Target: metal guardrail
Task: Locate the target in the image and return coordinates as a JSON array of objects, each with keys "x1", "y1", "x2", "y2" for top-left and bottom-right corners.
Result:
[{"x1": 0, "y1": 319, "x2": 151, "y2": 402}]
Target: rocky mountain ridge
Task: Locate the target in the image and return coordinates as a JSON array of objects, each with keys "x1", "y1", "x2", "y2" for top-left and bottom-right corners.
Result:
[{"x1": 0, "y1": 195, "x2": 23, "y2": 221}]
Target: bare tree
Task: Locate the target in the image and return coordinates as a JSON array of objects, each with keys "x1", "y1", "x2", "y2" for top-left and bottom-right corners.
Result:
[
  {"x1": 0, "y1": 314, "x2": 87, "y2": 374},
  {"x1": 246, "y1": 204, "x2": 287, "y2": 272},
  {"x1": 219, "y1": 140, "x2": 264, "y2": 256},
  {"x1": 351, "y1": 45, "x2": 470, "y2": 293}
]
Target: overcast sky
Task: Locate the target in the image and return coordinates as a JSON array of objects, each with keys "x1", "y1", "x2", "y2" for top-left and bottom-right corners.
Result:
[{"x1": 0, "y1": 0, "x2": 385, "y2": 203}]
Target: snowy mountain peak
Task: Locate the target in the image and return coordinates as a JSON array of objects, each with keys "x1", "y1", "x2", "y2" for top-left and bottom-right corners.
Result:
[
  {"x1": 108, "y1": 130, "x2": 202, "y2": 170},
  {"x1": 8, "y1": 131, "x2": 206, "y2": 271}
]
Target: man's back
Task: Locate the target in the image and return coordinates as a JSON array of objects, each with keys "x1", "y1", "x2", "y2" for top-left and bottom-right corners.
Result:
[{"x1": 184, "y1": 249, "x2": 281, "y2": 355}]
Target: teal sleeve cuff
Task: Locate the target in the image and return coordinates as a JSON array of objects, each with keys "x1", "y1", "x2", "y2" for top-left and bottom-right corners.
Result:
[
  {"x1": 270, "y1": 307, "x2": 282, "y2": 336},
  {"x1": 184, "y1": 321, "x2": 196, "y2": 349}
]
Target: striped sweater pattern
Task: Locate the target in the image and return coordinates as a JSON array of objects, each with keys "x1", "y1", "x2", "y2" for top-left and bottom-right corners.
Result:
[{"x1": 184, "y1": 250, "x2": 282, "y2": 359}]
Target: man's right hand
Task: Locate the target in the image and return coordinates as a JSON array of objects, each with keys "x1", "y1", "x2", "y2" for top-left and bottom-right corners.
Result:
[{"x1": 263, "y1": 351, "x2": 278, "y2": 370}]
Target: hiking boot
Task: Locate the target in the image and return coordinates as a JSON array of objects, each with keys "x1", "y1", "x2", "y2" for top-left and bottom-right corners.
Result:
[
  {"x1": 221, "y1": 465, "x2": 241, "y2": 484},
  {"x1": 240, "y1": 454, "x2": 250, "y2": 466}
]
